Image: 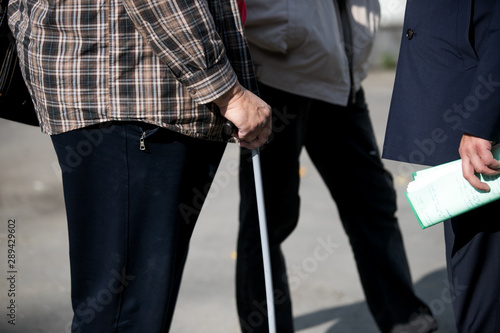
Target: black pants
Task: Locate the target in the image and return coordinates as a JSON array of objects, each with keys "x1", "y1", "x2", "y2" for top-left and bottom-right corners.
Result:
[
  {"x1": 237, "y1": 83, "x2": 432, "y2": 333},
  {"x1": 445, "y1": 200, "x2": 500, "y2": 333},
  {"x1": 51, "y1": 122, "x2": 226, "y2": 332}
]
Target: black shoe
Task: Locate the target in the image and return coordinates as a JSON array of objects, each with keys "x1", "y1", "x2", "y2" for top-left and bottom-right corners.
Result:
[{"x1": 390, "y1": 314, "x2": 439, "y2": 333}]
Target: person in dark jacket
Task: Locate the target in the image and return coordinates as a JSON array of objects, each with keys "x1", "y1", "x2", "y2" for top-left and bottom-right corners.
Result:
[{"x1": 384, "y1": 0, "x2": 500, "y2": 331}]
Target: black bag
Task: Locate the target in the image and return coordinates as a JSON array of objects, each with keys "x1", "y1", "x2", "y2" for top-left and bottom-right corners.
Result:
[{"x1": 0, "y1": 0, "x2": 38, "y2": 126}]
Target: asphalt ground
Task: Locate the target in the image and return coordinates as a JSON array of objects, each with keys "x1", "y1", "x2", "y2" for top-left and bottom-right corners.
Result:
[{"x1": 0, "y1": 70, "x2": 456, "y2": 333}]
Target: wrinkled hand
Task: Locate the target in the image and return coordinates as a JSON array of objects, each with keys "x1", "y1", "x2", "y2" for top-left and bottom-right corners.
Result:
[
  {"x1": 459, "y1": 133, "x2": 500, "y2": 191},
  {"x1": 214, "y1": 82, "x2": 272, "y2": 150}
]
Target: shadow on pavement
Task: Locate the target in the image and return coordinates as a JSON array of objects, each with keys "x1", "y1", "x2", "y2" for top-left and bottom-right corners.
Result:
[{"x1": 294, "y1": 268, "x2": 455, "y2": 333}]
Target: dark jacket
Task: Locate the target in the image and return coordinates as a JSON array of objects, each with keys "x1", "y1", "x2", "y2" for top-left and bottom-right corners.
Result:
[{"x1": 383, "y1": 0, "x2": 500, "y2": 166}]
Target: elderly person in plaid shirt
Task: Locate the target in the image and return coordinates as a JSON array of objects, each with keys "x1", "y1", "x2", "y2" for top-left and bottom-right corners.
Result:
[{"x1": 7, "y1": 0, "x2": 270, "y2": 331}]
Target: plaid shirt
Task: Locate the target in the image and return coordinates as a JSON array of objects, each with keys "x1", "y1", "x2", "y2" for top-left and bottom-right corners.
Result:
[{"x1": 8, "y1": 0, "x2": 257, "y2": 140}]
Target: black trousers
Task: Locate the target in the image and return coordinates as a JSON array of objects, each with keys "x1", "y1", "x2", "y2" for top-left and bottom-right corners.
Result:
[
  {"x1": 445, "y1": 200, "x2": 500, "y2": 333},
  {"x1": 237, "y1": 83, "x2": 433, "y2": 333},
  {"x1": 51, "y1": 122, "x2": 226, "y2": 332}
]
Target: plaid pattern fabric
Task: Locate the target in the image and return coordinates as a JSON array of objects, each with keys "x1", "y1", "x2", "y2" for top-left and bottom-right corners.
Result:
[{"x1": 8, "y1": 0, "x2": 257, "y2": 140}]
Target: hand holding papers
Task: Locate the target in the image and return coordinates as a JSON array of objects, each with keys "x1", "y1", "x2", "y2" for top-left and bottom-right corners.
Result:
[{"x1": 405, "y1": 145, "x2": 500, "y2": 229}]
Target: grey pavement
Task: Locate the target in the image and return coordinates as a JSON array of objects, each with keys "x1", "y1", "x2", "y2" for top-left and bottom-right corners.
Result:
[{"x1": 0, "y1": 70, "x2": 456, "y2": 333}]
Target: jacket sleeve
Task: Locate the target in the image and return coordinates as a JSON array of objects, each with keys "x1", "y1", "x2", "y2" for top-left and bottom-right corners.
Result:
[
  {"x1": 459, "y1": 0, "x2": 500, "y2": 142},
  {"x1": 121, "y1": 0, "x2": 239, "y2": 105}
]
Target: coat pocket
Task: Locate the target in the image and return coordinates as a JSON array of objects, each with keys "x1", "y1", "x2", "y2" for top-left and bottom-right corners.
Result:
[{"x1": 244, "y1": 0, "x2": 289, "y2": 54}]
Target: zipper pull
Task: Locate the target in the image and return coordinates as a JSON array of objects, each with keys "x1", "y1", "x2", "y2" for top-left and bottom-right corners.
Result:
[{"x1": 140, "y1": 131, "x2": 146, "y2": 151}]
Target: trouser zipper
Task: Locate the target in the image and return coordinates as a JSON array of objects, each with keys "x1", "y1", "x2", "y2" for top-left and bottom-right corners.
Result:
[
  {"x1": 140, "y1": 131, "x2": 146, "y2": 151},
  {"x1": 139, "y1": 127, "x2": 160, "y2": 151}
]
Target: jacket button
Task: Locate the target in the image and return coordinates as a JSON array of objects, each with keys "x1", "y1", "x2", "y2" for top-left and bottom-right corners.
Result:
[{"x1": 406, "y1": 29, "x2": 414, "y2": 40}]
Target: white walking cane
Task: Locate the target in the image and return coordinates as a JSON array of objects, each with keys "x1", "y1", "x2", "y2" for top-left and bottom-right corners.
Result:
[
  {"x1": 251, "y1": 147, "x2": 277, "y2": 333},
  {"x1": 224, "y1": 122, "x2": 276, "y2": 332}
]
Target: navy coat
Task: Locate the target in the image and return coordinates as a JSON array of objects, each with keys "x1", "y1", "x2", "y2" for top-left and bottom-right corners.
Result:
[{"x1": 382, "y1": 0, "x2": 500, "y2": 166}]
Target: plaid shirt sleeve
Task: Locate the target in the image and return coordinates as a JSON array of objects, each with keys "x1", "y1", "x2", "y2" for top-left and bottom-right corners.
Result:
[{"x1": 121, "y1": 0, "x2": 238, "y2": 105}]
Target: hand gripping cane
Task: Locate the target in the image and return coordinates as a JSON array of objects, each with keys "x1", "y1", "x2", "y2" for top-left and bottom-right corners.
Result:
[{"x1": 224, "y1": 123, "x2": 276, "y2": 333}]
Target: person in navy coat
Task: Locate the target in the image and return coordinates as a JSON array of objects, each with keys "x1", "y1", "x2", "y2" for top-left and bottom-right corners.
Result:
[{"x1": 383, "y1": 0, "x2": 500, "y2": 331}]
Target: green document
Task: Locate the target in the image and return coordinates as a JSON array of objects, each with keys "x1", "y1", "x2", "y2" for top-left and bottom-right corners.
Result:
[{"x1": 405, "y1": 145, "x2": 500, "y2": 229}]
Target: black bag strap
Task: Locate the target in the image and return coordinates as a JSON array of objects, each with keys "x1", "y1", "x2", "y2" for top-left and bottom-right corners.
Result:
[
  {"x1": 1, "y1": 0, "x2": 10, "y2": 39},
  {"x1": 0, "y1": 0, "x2": 17, "y2": 99},
  {"x1": 0, "y1": 0, "x2": 39, "y2": 126}
]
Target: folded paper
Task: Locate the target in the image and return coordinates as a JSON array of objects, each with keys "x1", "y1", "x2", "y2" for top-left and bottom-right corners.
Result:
[{"x1": 405, "y1": 145, "x2": 500, "y2": 229}]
